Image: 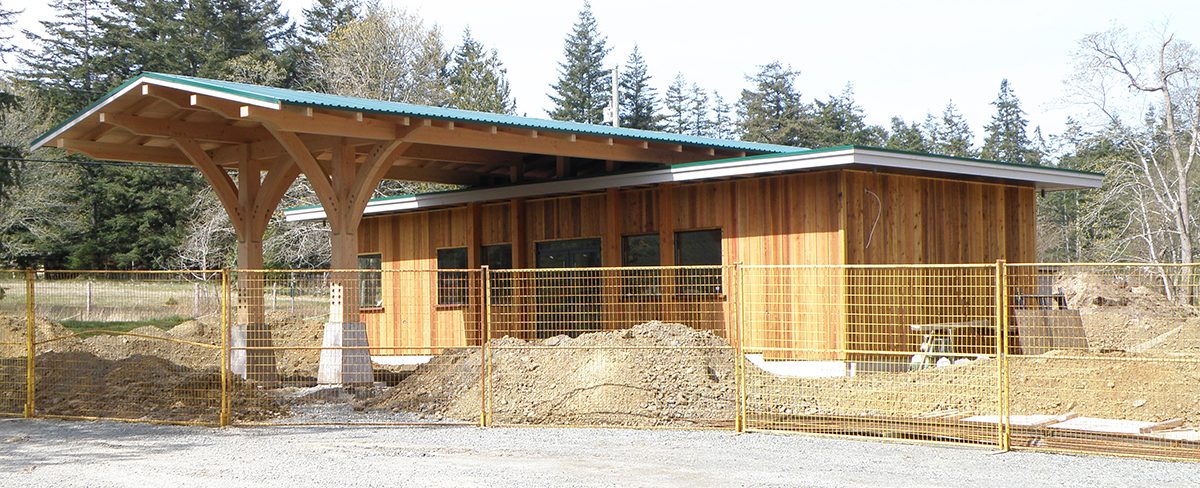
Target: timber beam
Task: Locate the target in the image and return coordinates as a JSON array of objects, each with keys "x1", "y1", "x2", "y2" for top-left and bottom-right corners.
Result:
[
  {"x1": 58, "y1": 139, "x2": 193, "y2": 166},
  {"x1": 99, "y1": 113, "x2": 271, "y2": 144}
]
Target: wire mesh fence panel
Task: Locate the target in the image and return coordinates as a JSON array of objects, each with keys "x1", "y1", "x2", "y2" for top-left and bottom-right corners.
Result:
[
  {"x1": 1005, "y1": 264, "x2": 1200, "y2": 460},
  {"x1": 229, "y1": 269, "x2": 484, "y2": 426},
  {"x1": 741, "y1": 265, "x2": 1003, "y2": 447},
  {"x1": 487, "y1": 266, "x2": 737, "y2": 428},
  {"x1": 0, "y1": 270, "x2": 29, "y2": 417},
  {"x1": 30, "y1": 271, "x2": 226, "y2": 425}
]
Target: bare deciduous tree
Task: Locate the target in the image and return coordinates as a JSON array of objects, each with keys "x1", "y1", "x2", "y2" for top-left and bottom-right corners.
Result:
[
  {"x1": 311, "y1": 6, "x2": 450, "y2": 105},
  {"x1": 1071, "y1": 27, "x2": 1200, "y2": 301}
]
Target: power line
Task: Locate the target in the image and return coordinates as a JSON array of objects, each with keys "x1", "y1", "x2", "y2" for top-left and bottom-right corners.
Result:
[{"x1": 0, "y1": 156, "x2": 197, "y2": 171}]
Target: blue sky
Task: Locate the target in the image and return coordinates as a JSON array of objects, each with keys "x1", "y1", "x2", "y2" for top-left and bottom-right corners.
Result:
[{"x1": 6, "y1": 0, "x2": 1198, "y2": 143}]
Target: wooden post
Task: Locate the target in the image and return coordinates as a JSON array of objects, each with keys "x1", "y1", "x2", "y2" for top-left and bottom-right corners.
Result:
[
  {"x1": 172, "y1": 137, "x2": 300, "y2": 386},
  {"x1": 85, "y1": 280, "x2": 93, "y2": 321},
  {"x1": 267, "y1": 132, "x2": 409, "y2": 385},
  {"x1": 659, "y1": 184, "x2": 676, "y2": 319},
  {"x1": 193, "y1": 282, "x2": 201, "y2": 318},
  {"x1": 604, "y1": 188, "x2": 622, "y2": 329}
]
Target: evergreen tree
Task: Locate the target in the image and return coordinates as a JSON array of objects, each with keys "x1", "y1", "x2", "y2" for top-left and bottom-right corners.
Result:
[
  {"x1": 981, "y1": 79, "x2": 1034, "y2": 164},
  {"x1": 0, "y1": 3, "x2": 18, "y2": 198},
  {"x1": 20, "y1": 0, "x2": 123, "y2": 115},
  {"x1": 709, "y1": 92, "x2": 736, "y2": 139},
  {"x1": 685, "y1": 83, "x2": 711, "y2": 137},
  {"x1": 736, "y1": 61, "x2": 807, "y2": 147},
  {"x1": 884, "y1": 116, "x2": 930, "y2": 152},
  {"x1": 301, "y1": 0, "x2": 359, "y2": 43},
  {"x1": 618, "y1": 45, "x2": 660, "y2": 130},
  {"x1": 547, "y1": 2, "x2": 611, "y2": 124},
  {"x1": 807, "y1": 85, "x2": 885, "y2": 147},
  {"x1": 296, "y1": 0, "x2": 359, "y2": 89},
  {"x1": 448, "y1": 27, "x2": 516, "y2": 114},
  {"x1": 661, "y1": 74, "x2": 691, "y2": 135},
  {"x1": 929, "y1": 101, "x2": 976, "y2": 157},
  {"x1": 65, "y1": 165, "x2": 203, "y2": 269}
]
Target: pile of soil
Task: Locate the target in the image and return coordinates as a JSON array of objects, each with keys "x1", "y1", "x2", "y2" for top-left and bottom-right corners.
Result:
[
  {"x1": 361, "y1": 321, "x2": 738, "y2": 426},
  {"x1": 0, "y1": 314, "x2": 81, "y2": 356},
  {"x1": 1053, "y1": 272, "x2": 1200, "y2": 353},
  {"x1": 360, "y1": 319, "x2": 1199, "y2": 429},
  {"x1": 0, "y1": 351, "x2": 284, "y2": 423}
]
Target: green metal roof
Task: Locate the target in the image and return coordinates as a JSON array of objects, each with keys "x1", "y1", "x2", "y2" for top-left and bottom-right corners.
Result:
[
  {"x1": 284, "y1": 144, "x2": 1105, "y2": 214},
  {"x1": 32, "y1": 71, "x2": 801, "y2": 154}
]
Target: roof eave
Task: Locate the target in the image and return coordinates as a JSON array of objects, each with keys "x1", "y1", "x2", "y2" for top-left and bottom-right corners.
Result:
[{"x1": 284, "y1": 147, "x2": 1104, "y2": 222}]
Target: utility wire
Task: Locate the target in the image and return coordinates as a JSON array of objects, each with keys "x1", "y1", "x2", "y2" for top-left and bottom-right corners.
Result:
[{"x1": 0, "y1": 156, "x2": 197, "y2": 171}]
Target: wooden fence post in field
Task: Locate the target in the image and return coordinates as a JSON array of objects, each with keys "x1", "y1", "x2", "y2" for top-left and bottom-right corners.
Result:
[{"x1": 85, "y1": 280, "x2": 93, "y2": 321}]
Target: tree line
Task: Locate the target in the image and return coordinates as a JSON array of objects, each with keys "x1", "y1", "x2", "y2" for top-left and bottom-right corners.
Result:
[{"x1": 0, "y1": 0, "x2": 1196, "y2": 271}]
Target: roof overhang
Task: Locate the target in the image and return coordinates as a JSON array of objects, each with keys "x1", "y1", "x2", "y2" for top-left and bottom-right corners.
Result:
[
  {"x1": 283, "y1": 146, "x2": 1105, "y2": 222},
  {"x1": 30, "y1": 72, "x2": 799, "y2": 188}
]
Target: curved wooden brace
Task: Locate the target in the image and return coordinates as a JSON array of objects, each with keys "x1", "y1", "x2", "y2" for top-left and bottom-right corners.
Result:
[
  {"x1": 173, "y1": 137, "x2": 246, "y2": 236},
  {"x1": 268, "y1": 128, "x2": 337, "y2": 215}
]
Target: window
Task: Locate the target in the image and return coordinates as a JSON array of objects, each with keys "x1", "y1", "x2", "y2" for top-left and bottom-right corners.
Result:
[
  {"x1": 358, "y1": 254, "x2": 382, "y2": 308},
  {"x1": 482, "y1": 244, "x2": 513, "y2": 270},
  {"x1": 437, "y1": 247, "x2": 469, "y2": 306},
  {"x1": 622, "y1": 234, "x2": 660, "y2": 297},
  {"x1": 483, "y1": 244, "x2": 513, "y2": 303},
  {"x1": 622, "y1": 234, "x2": 660, "y2": 266},
  {"x1": 535, "y1": 238, "x2": 601, "y2": 268},
  {"x1": 674, "y1": 229, "x2": 722, "y2": 297}
]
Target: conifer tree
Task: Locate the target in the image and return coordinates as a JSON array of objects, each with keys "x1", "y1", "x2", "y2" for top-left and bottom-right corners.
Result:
[
  {"x1": 736, "y1": 61, "x2": 806, "y2": 147},
  {"x1": 884, "y1": 116, "x2": 930, "y2": 152},
  {"x1": 547, "y1": 2, "x2": 610, "y2": 124},
  {"x1": 296, "y1": 0, "x2": 359, "y2": 89},
  {"x1": 807, "y1": 85, "x2": 885, "y2": 147},
  {"x1": 301, "y1": 0, "x2": 359, "y2": 43},
  {"x1": 448, "y1": 28, "x2": 516, "y2": 114},
  {"x1": 662, "y1": 74, "x2": 691, "y2": 134},
  {"x1": 930, "y1": 101, "x2": 976, "y2": 157},
  {"x1": 20, "y1": 0, "x2": 121, "y2": 115},
  {"x1": 685, "y1": 83, "x2": 711, "y2": 137},
  {"x1": 709, "y1": 92, "x2": 736, "y2": 139},
  {"x1": 618, "y1": 46, "x2": 660, "y2": 130},
  {"x1": 981, "y1": 79, "x2": 1034, "y2": 164},
  {"x1": 0, "y1": 1, "x2": 18, "y2": 198}
]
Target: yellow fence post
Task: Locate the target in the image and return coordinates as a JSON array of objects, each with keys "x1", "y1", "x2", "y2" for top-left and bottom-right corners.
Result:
[
  {"x1": 219, "y1": 268, "x2": 231, "y2": 427},
  {"x1": 734, "y1": 263, "x2": 746, "y2": 433},
  {"x1": 480, "y1": 266, "x2": 491, "y2": 428},
  {"x1": 994, "y1": 260, "x2": 1010, "y2": 451},
  {"x1": 24, "y1": 268, "x2": 35, "y2": 418}
]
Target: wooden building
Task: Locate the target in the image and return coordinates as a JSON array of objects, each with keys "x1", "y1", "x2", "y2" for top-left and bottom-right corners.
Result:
[
  {"x1": 286, "y1": 146, "x2": 1103, "y2": 361},
  {"x1": 31, "y1": 72, "x2": 1103, "y2": 373}
]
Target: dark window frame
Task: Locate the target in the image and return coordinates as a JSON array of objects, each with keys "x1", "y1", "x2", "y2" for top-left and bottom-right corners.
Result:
[
  {"x1": 621, "y1": 233, "x2": 661, "y2": 299},
  {"x1": 358, "y1": 253, "x2": 383, "y2": 309},
  {"x1": 673, "y1": 229, "x2": 724, "y2": 300},
  {"x1": 436, "y1": 247, "x2": 470, "y2": 306}
]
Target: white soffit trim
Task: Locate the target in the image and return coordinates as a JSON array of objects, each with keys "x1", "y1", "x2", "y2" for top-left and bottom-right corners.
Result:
[
  {"x1": 30, "y1": 78, "x2": 282, "y2": 150},
  {"x1": 283, "y1": 148, "x2": 1104, "y2": 222}
]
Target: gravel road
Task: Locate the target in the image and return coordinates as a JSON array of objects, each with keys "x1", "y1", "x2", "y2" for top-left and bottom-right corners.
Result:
[{"x1": 1, "y1": 419, "x2": 1196, "y2": 487}]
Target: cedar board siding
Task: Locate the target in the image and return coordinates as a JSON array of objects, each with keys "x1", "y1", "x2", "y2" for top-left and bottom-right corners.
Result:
[{"x1": 357, "y1": 169, "x2": 1036, "y2": 360}]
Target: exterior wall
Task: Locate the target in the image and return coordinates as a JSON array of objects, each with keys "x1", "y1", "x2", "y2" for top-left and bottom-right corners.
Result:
[
  {"x1": 357, "y1": 169, "x2": 1037, "y2": 359},
  {"x1": 840, "y1": 171, "x2": 1037, "y2": 361}
]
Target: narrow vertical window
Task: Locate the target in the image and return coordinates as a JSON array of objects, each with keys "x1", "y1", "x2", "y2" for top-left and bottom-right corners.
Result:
[{"x1": 358, "y1": 254, "x2": 382, "y2": 308}]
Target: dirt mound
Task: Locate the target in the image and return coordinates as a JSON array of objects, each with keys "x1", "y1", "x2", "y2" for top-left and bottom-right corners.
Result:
[
  {"x1": 1055, "y1": 273, "x2": 1180, "y2": 312},
  {"x1": 0, "y1": 351, "x2": 283, "y2": 423},
  {"x1": 0, "y1": 314, "x2": 81, "y2": 356},
  {"x1": 361, "y1": 321, "x2": 737, "y2": 426}
]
